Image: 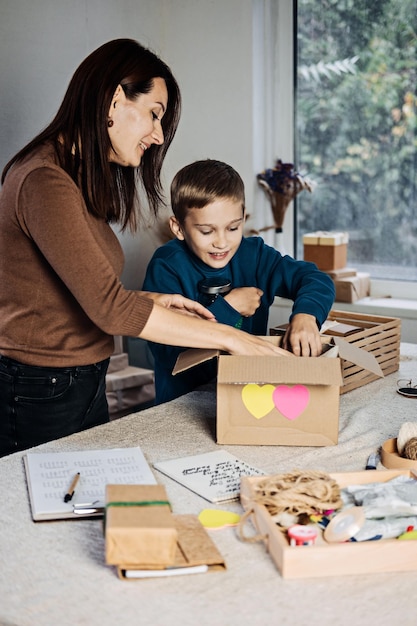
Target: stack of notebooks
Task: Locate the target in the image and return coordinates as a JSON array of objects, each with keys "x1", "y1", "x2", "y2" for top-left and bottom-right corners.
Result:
[{"x1": 24, "y1": 447, "x2": 262, "y2": 579}]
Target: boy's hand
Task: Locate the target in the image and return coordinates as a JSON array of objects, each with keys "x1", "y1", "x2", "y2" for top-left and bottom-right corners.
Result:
[
  {"x1": 224, "y1": 287, "x2": 263, "y2": 318},
  {"x1": 282, "y1": 313, "x2": 322, "y2": 356},
  {"x1": 142, "y1": 292, "x2": 216, "y2": 321}
]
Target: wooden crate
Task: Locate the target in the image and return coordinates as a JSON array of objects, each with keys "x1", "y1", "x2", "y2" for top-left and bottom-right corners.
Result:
[
  {"x1": 326, "y1": 310, "x2": 401, "y2": 393},
  {"x1": 240, "y1": 470, "x2": 417, "y2": 579}
]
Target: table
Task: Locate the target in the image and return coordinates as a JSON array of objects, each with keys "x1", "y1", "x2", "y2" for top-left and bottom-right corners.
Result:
[{"x1": 1, "y1": 343, "x2": 417, "y2": 626}]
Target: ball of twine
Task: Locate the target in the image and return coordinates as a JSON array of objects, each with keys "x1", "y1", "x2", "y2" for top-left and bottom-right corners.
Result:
[
  {"x1": 403, "y1": 437, "x2": 417, "y2": 460},
  {"x1": 397, "y1": 422, "x2": 417, "y2": 456},
  {"x1": 238, "y1": 469, "x2": 342, "y2": 543},
  {"x1": 251, "y1": 470, "x2": 341, "y2": 521}
]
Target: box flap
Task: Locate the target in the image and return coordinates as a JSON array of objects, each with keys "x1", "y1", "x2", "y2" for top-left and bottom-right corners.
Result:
[
  {"x1": 217, "y1": 355, "x2": 342, "y2": 386},
  {"x1": 333, "y1": 336, "x2": 384, "y2": 377},
  {"x1": 172, "y1": 337, "x2": 292, "y2": 376},
  {"x1": 173, "y1": 348, "x2": 221, "y2": 375}
]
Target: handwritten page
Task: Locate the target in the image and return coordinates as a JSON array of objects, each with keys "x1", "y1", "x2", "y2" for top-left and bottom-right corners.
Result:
[
  {"x1": 24, "y1": 447, "x2": 156, "y2": 521},
  {"x1": 153, "y1": 450, "x2": 264, "y2": 503}
]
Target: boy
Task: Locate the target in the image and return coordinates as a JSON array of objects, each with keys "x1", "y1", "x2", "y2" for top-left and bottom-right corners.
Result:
[{"x1": 143, "y1": 159, "x2": 335, "y2": 404}]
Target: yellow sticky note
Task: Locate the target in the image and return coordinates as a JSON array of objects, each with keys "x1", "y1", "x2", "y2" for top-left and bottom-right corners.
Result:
[
  {"x1": 241, "y1": 384, "x2": 275, "y2": 419},
  {"x1": 198, "y1": 509, "x2": 241, "y2": 530}
]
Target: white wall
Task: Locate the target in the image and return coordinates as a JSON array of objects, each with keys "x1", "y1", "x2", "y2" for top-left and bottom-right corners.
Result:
[{"x1": 1, "y1": 0, "x2": 282, "y2": 290}]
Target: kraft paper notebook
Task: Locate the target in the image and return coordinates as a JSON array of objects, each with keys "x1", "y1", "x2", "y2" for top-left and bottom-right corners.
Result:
[
  {"x1": 118, "y1": 514, "x2": 226, "y2": 579},
  {"x1": 153, "y1": 450, "x2": 264, "y2": 503},
  {"x1": 24, "y1": 447, "x2": 156, "y2": 521}
]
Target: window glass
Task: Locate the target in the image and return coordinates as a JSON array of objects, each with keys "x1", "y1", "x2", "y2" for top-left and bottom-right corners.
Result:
[{"x1": 295, "y1": 0, "x2": 417, "y2": 281}]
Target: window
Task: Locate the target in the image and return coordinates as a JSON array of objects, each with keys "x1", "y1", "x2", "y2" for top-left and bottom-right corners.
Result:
[{"x1": 295, "y1": 0, "x2": 417, "y2": 283}]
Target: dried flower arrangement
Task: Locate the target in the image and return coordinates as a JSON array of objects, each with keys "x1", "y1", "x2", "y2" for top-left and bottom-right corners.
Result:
[{"x1": 252, "y1": 159, "x2": 315, "y2": 235}]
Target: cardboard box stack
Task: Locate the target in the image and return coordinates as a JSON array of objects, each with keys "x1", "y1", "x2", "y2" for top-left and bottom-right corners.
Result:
[
  {"x1": 106, "y1": 336, "x2": 155, "y2": 419},
  {"x1": 303, "y1": 231, "x2": 370, "y2": 303}
]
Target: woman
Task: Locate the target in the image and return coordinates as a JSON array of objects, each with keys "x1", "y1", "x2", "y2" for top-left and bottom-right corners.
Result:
[{"x1": 0, "y1": 38, "x2": 285, "y2": 457}]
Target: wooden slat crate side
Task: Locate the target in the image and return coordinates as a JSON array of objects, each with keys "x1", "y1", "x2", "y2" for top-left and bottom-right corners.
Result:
[
  {"x1": 340, "y1": 356, "x2": 399, "y2": 380},
  {"x1": 346, "y1": 344, "x2": 401, "y2": 366},
  {"x1": 329, "y1": 309, "x2": 401, "y2": 326},
  {"x1": 344, "y1": 330, "x2": 401, "y2": 350},
  {"x1": 340, "y1": 360, "x2": 400, "y2": 394},
  {"x1": 335, "y1": 322, "x2": 401, "y2": 346},
  {"x1": 341, "y1": 376, "x2": 378, "y2": 393}
]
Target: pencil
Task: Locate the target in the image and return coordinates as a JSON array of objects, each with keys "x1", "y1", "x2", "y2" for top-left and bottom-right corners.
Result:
[{"x1": 64, "y1": 472, "x2": 81, "y2": 502}]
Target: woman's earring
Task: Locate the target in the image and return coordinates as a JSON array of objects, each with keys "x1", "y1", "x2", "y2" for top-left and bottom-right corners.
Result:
[{"x1": 107, "y1": 119, "x2": 114, "y2": 127}]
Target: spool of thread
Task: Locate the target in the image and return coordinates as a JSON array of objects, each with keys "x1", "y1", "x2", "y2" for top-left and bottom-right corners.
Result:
[
  {"x1": 403, "y1": 437, "x2": 417, "y2": 461},
  {"x1": 397, "y1": 422, "x2": 417, "y2": 456}
]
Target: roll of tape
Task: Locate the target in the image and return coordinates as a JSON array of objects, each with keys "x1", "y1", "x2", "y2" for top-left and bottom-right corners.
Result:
[{"x1": 324, "y1": 507, "x2": 365, "y2": 543}]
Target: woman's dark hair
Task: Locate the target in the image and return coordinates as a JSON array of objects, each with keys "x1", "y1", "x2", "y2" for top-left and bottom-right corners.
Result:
[
  {"x1": 171, "y1": 159, "x2": 245, "y2": 224},
  {"x1": 1, "y1": 38, "x2": 181, "y2": 231}
]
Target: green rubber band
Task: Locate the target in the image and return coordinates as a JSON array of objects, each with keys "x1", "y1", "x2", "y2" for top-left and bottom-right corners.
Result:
[
  {"x1": 106, "y1": 500, "x2": 170, "y2": 508},
  {"x1": 103, "y1": 500, "x2": 171, "y2": 532}
]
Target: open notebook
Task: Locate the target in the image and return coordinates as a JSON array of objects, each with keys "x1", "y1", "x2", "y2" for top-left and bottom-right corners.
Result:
[
  {"x1": 154, "y1": 450, "x2": 264, "y2": 503},
  {"x1": 24, "y1": 447, "x2": 156, "y2": 521}
]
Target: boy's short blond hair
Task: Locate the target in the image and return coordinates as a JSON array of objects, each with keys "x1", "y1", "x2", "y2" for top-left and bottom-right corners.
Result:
[{"x1": 170, "y1": 159, "x2": 245, "y2": 224}]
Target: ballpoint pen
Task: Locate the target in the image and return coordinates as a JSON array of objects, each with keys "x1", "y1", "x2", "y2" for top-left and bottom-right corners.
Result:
[
  {"x1": 64, "y1": 472, "x2": 80, "y2": 502},
  {"x1": 365, "y1": 452, "x2": 380, "y2": 470}
]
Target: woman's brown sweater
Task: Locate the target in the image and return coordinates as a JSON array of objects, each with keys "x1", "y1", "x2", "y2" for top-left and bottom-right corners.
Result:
[{"x1": 0, "y1": 144, "x2": 153, "y2": 366}]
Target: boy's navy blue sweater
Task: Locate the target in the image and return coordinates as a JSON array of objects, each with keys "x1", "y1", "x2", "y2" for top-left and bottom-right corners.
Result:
[{"x1": 142, "y1": 236, "x2": 335, "y2": 404}]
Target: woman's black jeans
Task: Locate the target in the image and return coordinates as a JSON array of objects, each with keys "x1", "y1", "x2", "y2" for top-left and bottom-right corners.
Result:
[{"x1": 0, "y1": 355, "x2": 110, "y2": 457}]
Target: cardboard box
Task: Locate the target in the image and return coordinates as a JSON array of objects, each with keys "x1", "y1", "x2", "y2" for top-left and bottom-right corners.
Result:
[
  {"x1": 325, "y1": 310, "x2": 401, "y2": 394},
  {"x1": 173, "y1": 336, "x2": 382, "y2": 447},
  {"x1": 324, "y1": 267, "x2": 357, "y2": 279},
  {"x1": 117, "y1": 514, "x2": 226, "y2": 579},
  {"x1": 271, "y1": 309, "x2": 400, "y2": 395},
  {"x1": 106, "y1": 365, "x2": 155, "y2": 418},
  {"x1": 105, "y1": 484, "x2": 177, "y2": 567},
  {"x1": 240, "y1": 470, "x2": 417, "y2": 578},
  {"x1": 303, "y1": 231, "x2": 348, "y2": 270},
  {"x1": 334, "y1": 271, "x2": 370, "y2": 303}
]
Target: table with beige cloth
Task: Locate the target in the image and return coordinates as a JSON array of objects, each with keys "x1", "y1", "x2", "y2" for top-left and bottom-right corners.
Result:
[{"x1": 1, "y1": 343, "x2": 417, "y2": 626}]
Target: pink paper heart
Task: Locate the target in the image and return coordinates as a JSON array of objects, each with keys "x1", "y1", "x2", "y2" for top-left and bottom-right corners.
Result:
[{"x1": 272, "y1": 385, "x2": 310, "y2": 421}]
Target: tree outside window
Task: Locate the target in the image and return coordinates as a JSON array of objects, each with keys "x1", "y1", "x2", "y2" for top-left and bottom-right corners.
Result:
[{"x1": 296, "y1": 0, "x2": 417, "y2": 280}]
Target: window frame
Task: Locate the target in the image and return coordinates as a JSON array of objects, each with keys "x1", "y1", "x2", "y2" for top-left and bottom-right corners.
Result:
[{"x1": 265, "y1": 0, "x2": 417, "y2": 301}]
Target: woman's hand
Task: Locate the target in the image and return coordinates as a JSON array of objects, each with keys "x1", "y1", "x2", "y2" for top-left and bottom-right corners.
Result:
[
  {"x1": 141, "y1": 291, "x2": 216, "y2": 321},
  {"x1": 281, "y1": 313, "x2": 322, "y2": 356},
  {"x1": 227, "y1": 331, "x2": 293, "y2": 357}
]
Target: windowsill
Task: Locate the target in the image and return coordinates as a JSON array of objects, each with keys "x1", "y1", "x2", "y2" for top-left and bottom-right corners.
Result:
[
  {"x1": 273, "y1": 295, "x2": 417, "y2": 318},
  {"x1": 331, "y1": 296, "x2": 417, "y2": 320}
]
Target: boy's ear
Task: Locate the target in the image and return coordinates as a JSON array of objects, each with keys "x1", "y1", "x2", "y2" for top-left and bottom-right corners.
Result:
[{"x1": 169, "y1": 216, "x2": 185, "y2": 240}]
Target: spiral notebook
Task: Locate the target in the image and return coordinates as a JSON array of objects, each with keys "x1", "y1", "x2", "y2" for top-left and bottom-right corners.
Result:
[{"x1": 24, "y1": 446, "x2": 156, "y2": 521}]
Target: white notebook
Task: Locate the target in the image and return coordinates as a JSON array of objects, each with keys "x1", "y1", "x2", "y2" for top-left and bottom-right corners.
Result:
[
  {"x1": 24, "y1": 447, "x2": 156, "y2": 521},
  {"x1": 154, "y1": 450, "x2": 264, "y2": 503}
]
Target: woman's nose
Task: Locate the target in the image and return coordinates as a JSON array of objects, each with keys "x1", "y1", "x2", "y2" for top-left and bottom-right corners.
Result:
[{"x1": 152, "y1": 122, "x2": 164, "y2": 145}]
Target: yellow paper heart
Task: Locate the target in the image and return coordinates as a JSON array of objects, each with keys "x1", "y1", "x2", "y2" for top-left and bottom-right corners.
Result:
[
  {"x1": 198, "y1": 509, "x2": 241, "y2": 530},
  {"x1": 241, "y1": 384, "x2": 275, "y2": 419}
]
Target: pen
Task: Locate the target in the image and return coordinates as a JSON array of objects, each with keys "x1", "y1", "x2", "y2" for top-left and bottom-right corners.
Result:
[
  {"x1": 64, "y1": 472, "x2": 80, "y2": 502},
  {"x1": 365, "y1": 452, "x2": 380, "y2": 470}
]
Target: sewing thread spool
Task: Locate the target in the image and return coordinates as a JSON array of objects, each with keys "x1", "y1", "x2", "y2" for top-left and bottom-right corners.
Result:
[
  {"x1": 397, "y1": 422, "x2": 417, "y2": 458},
  {"x1": 403, "y1": 437, "x2": 417, "y2": 461}
]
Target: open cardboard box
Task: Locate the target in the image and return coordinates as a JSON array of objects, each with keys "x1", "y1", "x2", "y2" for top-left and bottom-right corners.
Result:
[
  {"x1": 240, "y1": 469, "x2": 417, "y2": 578},
  {"x1": 173, "y1": 336, "x2": 382, "y2": 446}
]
